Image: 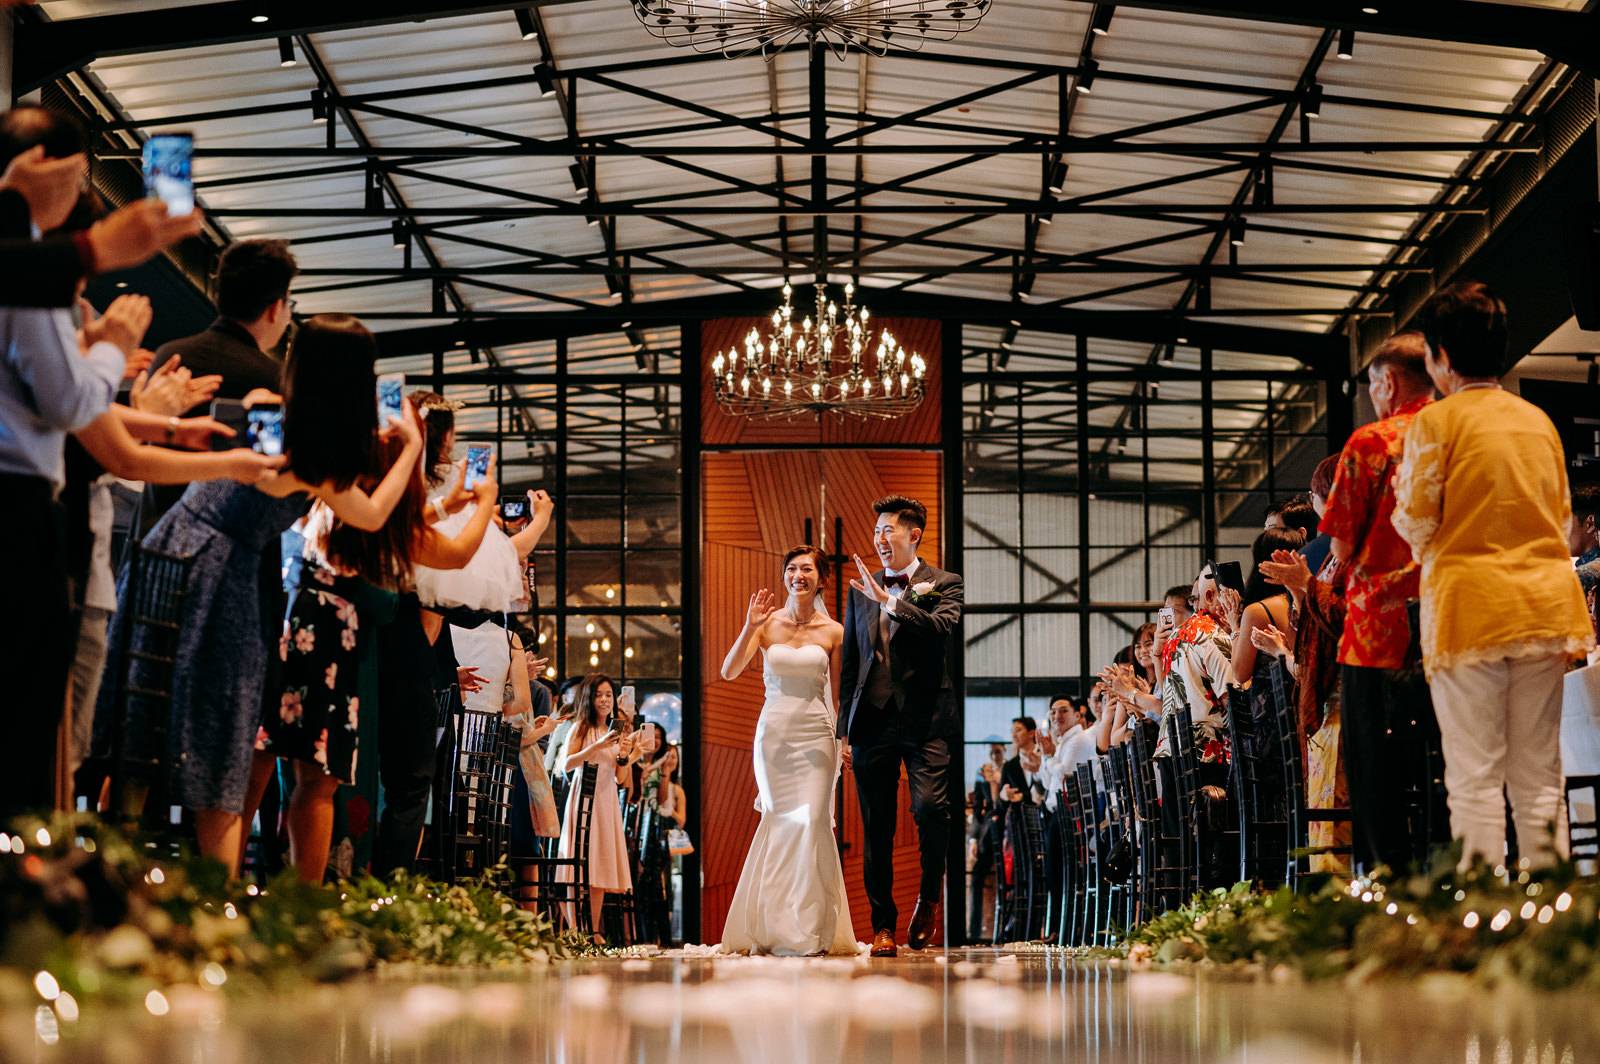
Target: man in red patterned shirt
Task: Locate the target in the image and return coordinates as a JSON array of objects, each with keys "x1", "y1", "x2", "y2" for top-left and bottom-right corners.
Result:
[{"x1": 1319, "y1": 330, "x2": 1448, "y2": 875}]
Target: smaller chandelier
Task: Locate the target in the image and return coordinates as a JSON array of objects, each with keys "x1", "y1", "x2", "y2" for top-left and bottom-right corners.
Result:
[
  {"x1": 712, "y1": 282, "x2": 926, "y2": 421},
  {"x1": 629, "y1": 0, "x2": 992, "y2": 61}
]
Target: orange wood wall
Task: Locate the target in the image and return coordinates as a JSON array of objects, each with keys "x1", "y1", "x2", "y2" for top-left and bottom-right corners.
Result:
[{"x1": 697, "y1": 316, "x2": 944, "y2": 945}]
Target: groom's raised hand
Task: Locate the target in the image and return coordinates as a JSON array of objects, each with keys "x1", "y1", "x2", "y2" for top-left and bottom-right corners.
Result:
[{"x1": 849, "y1": 553, "x2": 890, "y2": 605}]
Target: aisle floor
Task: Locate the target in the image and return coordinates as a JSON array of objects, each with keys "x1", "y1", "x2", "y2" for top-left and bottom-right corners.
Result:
[{"x1": 9, "y1": 948, "x2": 1597, "y2": 1063}]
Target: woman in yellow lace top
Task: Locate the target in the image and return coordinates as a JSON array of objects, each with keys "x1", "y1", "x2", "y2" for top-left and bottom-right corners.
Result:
[{"x1": 1391, "y1": 282, "x2": 1592, "y2": 870}]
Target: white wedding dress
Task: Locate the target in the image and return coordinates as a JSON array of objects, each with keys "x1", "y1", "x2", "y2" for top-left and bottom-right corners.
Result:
[{"x1": 720, "y1": 643, "x2": 858, "y2": 956}]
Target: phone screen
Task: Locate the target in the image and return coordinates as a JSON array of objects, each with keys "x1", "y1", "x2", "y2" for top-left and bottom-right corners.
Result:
[
  {"x1": 376, "y1": 372, "x2": 405, "y2": 426},
  {"x1": 247, "y1": 404, "x2": 284, "y2": 457},
  {"x1": 142, "y1": 133, "x2": 194, "y2": 217},
  {"x1": 500, "y1": 495, "x2": 527, "y2": 521},
  {"x1": 1158, "y1": 606, "x2": 1176, "y2": 628},
  {"x1": 464, "y1": 445, "x2": 492, "y2": 491}
]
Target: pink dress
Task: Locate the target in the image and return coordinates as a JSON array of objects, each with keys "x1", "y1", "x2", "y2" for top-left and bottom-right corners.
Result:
[{"x1": 557, "y1": 733, "x2": 632, "y2": 892}]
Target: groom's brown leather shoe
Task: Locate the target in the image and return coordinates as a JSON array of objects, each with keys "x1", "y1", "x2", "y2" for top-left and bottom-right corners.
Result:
[
  {"x1": 906, "y1": 899, "x2": 940, "y2": 950},
  {"x1": 870, "y1": 929, "x2": 897, "y2": 957}
]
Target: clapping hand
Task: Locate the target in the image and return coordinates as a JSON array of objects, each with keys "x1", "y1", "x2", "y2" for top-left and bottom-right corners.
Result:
[
  {"x1": 1258, "y1": 549, "x2": 1312, "y2": 596},
  {"x1": 980, "y1": 761, "x2": 1000, "y2": 785},
  {"x1": 745, "y1": 588, "x2": 779, "y2": 629},
  {"x1": 130, "y1": 355, "x2": 222, "y2": 416},
  {"x1": 1217, "y1": 586, "x2": 1243, "y2": 633},
  {"x1": 849, "y1": 553, "x2": 891, "y2": 605},
  {"x1": 1039, "y1": 730, "x2": 1056, "y2": 757},
  {"x1": 527, "y1": 654, "x2": 549, "y2": 683},
  {"x1": 1251, "y1": 623, "x2": 1290, "y2": 659}
]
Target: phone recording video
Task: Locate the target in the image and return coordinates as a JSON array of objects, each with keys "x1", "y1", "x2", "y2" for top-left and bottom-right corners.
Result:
[
  {"x1": 1209, "y1": 560, "x2": 1245, "y2": 596},
  {"x1": 142, "y1": 132, "x2": 194, "y2": 217},
  {"x1": 247, "y1": 403, "x2": 284, "y2": 457},
  {"x1": 376, "y1": 372, "x2": 405, "y2": 427},
  {"x1": 464, "y1": 445, "x2": 492, "y2": 491},
  {"x1": 500, "y1": 495, "x2": 528, "y2": 521}
]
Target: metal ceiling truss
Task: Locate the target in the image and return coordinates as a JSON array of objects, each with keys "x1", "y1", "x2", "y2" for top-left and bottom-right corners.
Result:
[{"x1": 22, "y1": 0, "x2": 1591, "y2": 414}]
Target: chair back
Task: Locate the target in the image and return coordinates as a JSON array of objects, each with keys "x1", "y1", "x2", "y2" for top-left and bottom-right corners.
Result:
[{"x1": 100, "y1": 545, "x2": 196, "y2": 817}]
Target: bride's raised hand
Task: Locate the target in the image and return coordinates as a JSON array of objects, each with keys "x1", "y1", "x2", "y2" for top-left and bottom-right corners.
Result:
[{"x1": 746, "y1": 589, "x2": 778, "y2": 629}]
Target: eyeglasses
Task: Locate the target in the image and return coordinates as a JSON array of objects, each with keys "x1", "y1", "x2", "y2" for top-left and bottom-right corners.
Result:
[{"x1": 286, "y1": 297, "x2": 298, "y2": 314}]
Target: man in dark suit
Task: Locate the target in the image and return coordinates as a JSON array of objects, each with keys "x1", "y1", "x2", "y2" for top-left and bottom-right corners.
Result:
[
  {"x1": 150, "y1": 238, "x2": 298, "y2": 414},
  {"x1": 839, "y1": 495, "x2": 964, "y2": 956}
]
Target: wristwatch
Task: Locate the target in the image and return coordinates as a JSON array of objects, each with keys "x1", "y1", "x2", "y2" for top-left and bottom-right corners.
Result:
[{"x1": 164, "y1": 416, "x2": 179, "y2": 443}]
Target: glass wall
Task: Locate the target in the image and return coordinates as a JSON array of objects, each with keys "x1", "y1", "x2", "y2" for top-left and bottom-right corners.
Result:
[{"x1": 958, "y1": 327, "x2": 1325, "y2": 782}]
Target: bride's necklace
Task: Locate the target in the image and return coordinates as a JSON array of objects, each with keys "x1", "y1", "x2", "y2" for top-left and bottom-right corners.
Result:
[{"x1": 786, "y1": 601, "x2": 822, "y2": 627}]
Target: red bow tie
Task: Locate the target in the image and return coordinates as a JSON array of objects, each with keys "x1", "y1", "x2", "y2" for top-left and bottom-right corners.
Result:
[{"x1": 883, "y1": 574, "x2": 910, "y2": 590}]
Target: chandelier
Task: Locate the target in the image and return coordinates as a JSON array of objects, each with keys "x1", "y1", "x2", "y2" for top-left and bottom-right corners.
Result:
[
  {"x1": 711, "y1": 282, "x2": 927, "y2": 421},
  {"x1": 629, "y1": 0, "x2": 993, "y2": 61}
]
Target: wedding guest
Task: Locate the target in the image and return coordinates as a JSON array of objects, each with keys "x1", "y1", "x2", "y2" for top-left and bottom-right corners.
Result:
[
  {"x1": 105, "y1": 315, "x2": 423, "y2": 876},
  {"x1": 967, "y1": 741, "x2": 1006, "y2": 942},
  {"x1": 1393, "y1": 281, "x2": 1593, "y2": 869},
  {"x1": 1224, "y1": 528, "x2": 1304, "y2": 825},
  {"x1": 557, "y1": 673, "x2": 634, "y2": 938},
  {"x1": 0, "y1": 105, "x2": 152, "y2": 815},
  {"x1": 1299, "y1": 457, "x2": 1341, "y2": 576},
  {"x1": 243, "y1": 431, "x2": 499, "y2": 883},
  {"x1": 1157, "y1": 564, "x2": 1237, "y2": 885},
  {"x1": 1568, "y1": 482, "x2": 1600, "y2": 644},
  {"x1": 644, "y1": 744, "x2": 686, "y2": 827},
  {"x1": 1321, "y1": 331, "x2": 1447, "y2": 874},
  {"x1": 150, "y1": 239, "x2": 298, "y2": 413}
]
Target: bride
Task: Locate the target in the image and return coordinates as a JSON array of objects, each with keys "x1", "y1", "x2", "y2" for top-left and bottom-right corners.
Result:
[{"x1": 718, "y1": 546, "x2": 857, "y2": 956}]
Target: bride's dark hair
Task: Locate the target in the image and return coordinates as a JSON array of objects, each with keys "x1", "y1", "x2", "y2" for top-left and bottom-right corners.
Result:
[{"x1": 782, "y1": 545, "x2": 828, "y2": 582}]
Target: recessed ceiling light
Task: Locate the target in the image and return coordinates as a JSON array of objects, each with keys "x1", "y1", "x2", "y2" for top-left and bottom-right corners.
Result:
[
  {"x1": 1361, "y1": 6, "x2": 1378, "y2": 13},
  {"x1": 251, "y1": 14, "x2": 269, "y2": 22}
]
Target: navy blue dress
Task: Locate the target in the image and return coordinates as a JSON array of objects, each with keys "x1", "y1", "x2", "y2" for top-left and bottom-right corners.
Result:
[{"x1": 100, "y1": 480, "x2": 309, "y2": 814}]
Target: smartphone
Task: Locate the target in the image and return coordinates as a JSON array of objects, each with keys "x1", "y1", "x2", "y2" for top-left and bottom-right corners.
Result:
[
  {"x1": 1158, "y1": 606, "x2": 1176, "y2": 628},
  {"x1": 209, "y1": 397, "x2": 249, "y2": 450},
  {"x1": 464, "y1": 445, "x2": 492, "y2": 491},
  {"x1": 376, "y1": 372, "x2": 405, "y2": 427},
  {"x1": 247, "y1": 403, "x2": 284, "y2": 456},
  {"x1": 500, "y1": 495, "x2": 528, "y2": 521},
  {"x1": 1211, "y1": 560, "x2": 1245, "y2": 595},
  {"x1": 619, "y1": 685, "x2": 637, "y2": 713},
  {"x1": 142, "y1": 132, "x2": 194, "y2": 217}
]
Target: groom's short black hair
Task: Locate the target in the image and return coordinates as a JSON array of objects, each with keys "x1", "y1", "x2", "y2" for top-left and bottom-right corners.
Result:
[{"x1": 873, "y1": 494, "x2": 927, "y2": 533}]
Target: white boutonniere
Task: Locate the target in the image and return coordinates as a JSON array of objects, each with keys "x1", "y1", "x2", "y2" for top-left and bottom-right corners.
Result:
[{"x1": 906, "y1": 581, "x2": 942, "y2": 608}]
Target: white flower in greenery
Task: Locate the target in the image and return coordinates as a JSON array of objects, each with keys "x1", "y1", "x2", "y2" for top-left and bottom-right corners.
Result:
[{"x1": 911, "y1": 581, "x2": 935, "y2": 597}]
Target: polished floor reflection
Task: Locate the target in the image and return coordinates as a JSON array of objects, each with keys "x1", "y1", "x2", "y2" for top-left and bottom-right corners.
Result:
[{"x1": 10, "y1": 949, "x2": 1597, "y2": 1063}]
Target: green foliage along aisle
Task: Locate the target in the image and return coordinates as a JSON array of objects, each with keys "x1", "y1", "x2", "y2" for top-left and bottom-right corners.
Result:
[
  {"x1": 0, "y1": 813, "x2": 592, "y2": 1008},
  {"x1": 1113, "y1": 850, "x2": 1600, "y2": 990}
]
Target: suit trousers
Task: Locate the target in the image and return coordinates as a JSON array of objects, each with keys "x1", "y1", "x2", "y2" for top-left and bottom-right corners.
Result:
[
  {"x1": 371, "y1": 602, "x2": 443, "y2": 877},
  {"x1": 2, "y1": 481, "x2": 73, "y2": 817},
  {"x1": 1340, "y1": 663, "x2": 1448, "y2": 875},
  {"x1": 852, "y1": 728, "x2": 951, "y2": 935},
  {"x1": 1428, "y1": 651, "x2": 1569, "y2": 870}
]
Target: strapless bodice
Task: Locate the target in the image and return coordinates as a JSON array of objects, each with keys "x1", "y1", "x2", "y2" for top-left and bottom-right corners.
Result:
[{"x1": 762, "y1": 643, "x2": 830, "y2": 703}]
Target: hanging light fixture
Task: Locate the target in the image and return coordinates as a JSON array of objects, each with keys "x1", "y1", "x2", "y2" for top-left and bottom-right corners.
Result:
[
  {"x1": 629, "y1": 0, "x2": 993, "y2": 62},
  {"x1": 710, "y1": 282, "x2": 927, "y2": 421}
]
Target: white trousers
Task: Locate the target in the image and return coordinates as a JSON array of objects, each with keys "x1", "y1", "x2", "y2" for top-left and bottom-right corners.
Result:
[{"x1": 1429, "y1": 652, "x2": 1569, "y2": 869}]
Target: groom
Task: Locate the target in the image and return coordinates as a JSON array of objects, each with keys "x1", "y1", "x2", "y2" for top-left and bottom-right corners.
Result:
[{"x1": 839, "y1": 495, "x2": 964, "y2": 956}]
